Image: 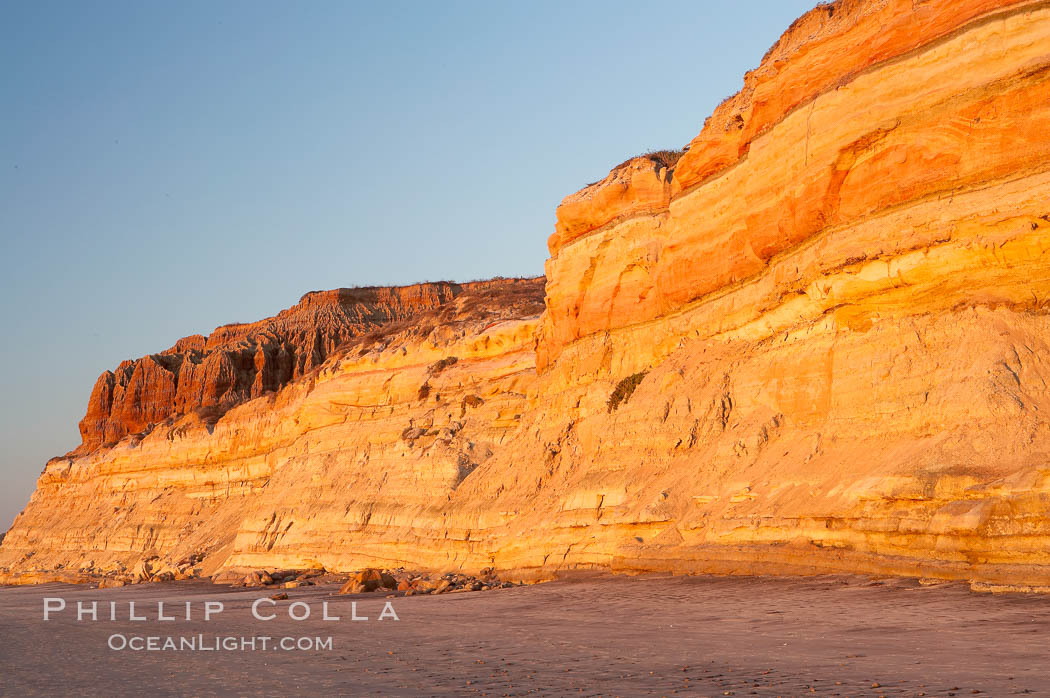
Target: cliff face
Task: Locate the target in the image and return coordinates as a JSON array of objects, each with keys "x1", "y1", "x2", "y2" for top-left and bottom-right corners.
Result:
[
  {"x1": 0, "y1": 279, "x2": 546, "y2": 580},
  {"x1": 6, "y1": 0, "x2": 1050, "y2": 588},
  {"x1": 541, "y1": 0, "x2": 1050, "y2": 367},
  {"x1": 77, "y1": 283, "x2": 467, "y2": 451}
]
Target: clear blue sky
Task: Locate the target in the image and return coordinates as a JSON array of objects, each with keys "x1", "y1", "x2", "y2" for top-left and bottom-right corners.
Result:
[{"x1": 0, "y1": 0, "x2": 816, "y2": 531}]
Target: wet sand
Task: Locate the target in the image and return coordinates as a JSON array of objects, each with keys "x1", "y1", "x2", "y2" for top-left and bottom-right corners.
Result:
[{"x1": 2, "y1": 573, "x2": 1048, "y2": 696}]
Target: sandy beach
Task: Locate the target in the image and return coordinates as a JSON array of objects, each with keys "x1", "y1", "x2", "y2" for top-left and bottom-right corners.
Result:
[{"x1": 2, "y1": 573, "x2": 1048, "y2": 696}]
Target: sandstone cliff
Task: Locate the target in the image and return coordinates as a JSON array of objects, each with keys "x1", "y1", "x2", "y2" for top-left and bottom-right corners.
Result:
[
  {"x1": 0, "y1": 278, "x2": 546, "y2": 582},
  {"x1": 5, "y1": 0, "x2": 1050, "y2": 589},
  {"x1": 76, "y1": 283, "x2": 474, "y2": 451}
]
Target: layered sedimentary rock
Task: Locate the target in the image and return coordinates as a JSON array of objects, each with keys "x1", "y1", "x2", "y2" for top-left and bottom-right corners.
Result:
[
  {"x1": 6, "y1": 0, "x2": 1050, "y2": 588},
  {"x1": 541, "y1": 0, "x2": 1050, "y2": 366},
  {"x1": 0, "y1": 279, "x2": 545, "y2": 580},
  {"x1": 77, "y1": 283, "x2": 469, "y2": 451}
]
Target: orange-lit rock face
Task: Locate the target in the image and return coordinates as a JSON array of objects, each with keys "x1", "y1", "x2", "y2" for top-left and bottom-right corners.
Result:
[
  {"x1": 0, "y1": 280, "x2": 547, "y2": 578},
  {"x1": 548, "y1": 156, "x2": 672, "y2": 256},
  {"x1": 7, "y1": 0, "x2": 1050, "y2": 589},
  {"x1": 78, "y1": 283, "x2": 475, "y2": 451},
  {"x1": 670, "y1": 0, "x2": 1025, "y2": 196},
  {"x1": 540, "y1": 0, "x2": 1050, "y2": 368}
]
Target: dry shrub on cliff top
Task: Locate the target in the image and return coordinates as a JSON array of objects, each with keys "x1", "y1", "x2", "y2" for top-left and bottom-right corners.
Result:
[
  {"x1": 637, "y1": 149, "x2": 687, "y2": 170},
  {"x1": 610, "y1": 149, "x2": 688, "y2": 173},
  {"x1": 587, "y1": 149, "x2": 688, "y2": 187}
]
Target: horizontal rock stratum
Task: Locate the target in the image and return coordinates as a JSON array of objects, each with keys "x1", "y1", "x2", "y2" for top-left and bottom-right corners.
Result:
[{"x1": 5, "y1": 0, "x2": 1050, "y2": 588}]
